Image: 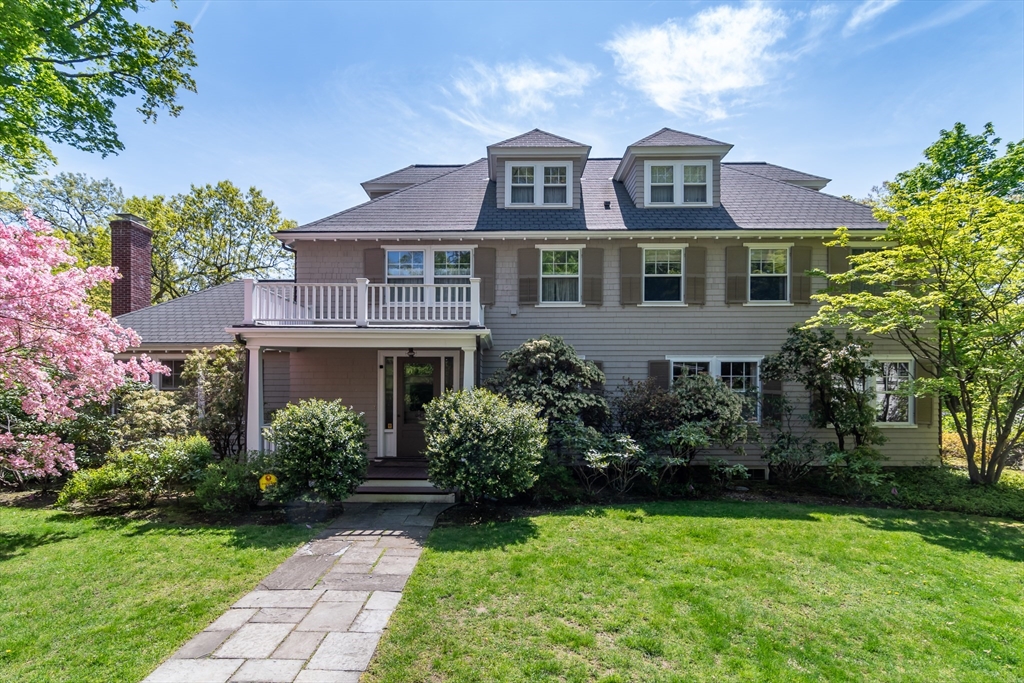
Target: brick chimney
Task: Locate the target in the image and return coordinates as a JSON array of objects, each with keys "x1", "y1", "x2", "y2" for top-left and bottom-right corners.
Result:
[{"x1": 110, "y1": 213, "x2": 153, "y2": 317}]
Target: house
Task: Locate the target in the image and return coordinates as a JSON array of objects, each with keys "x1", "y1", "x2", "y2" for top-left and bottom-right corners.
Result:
[{"x1": 114, "y1": 128, "x2": 939, "y2": 501}]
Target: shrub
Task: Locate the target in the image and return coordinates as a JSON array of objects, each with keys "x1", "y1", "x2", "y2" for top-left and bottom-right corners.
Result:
[
  {"x1": 613, "y1": 378, "x2": 680, "y2": 450},
  {"x1": 111, "y1": 382, "x2": 194, "y2": 448},
  {"x1": 264, "y1": 399, "x2": 368, "y2": 503},
  {"x1": 823, "y1": 445, "x2": 891, "y2": 495},
  {"x1": 424, "y1": 388, "x2": 547, "y2": 501},
  {"x1": 707, "y1": 458, "x2": 750, "y2": 488},
  {"x1": 486, "y1": 335, "x2": 608, "y2": 429},
  {"x1": 575, "y1": 433, "x2": 646, "y2": 497},
  {"x1": 181, "y1": 345, "x2": 247, "y2": 457},
  {"x1": 195, "y1": 452, "x2": 273, "y2": 513},
  {"x1": 57, "y1": 434, "x2": 213, "y2": 507}
]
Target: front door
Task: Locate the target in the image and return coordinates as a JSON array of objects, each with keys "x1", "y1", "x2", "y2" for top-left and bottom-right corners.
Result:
[{"x1": 396, "y1": 358, "x2": 441, "y2": 458}]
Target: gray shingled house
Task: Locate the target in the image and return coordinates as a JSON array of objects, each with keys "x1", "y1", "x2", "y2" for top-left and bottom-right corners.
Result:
[{"x1": 114, "y1": 128, "x2": 938, "y2": 501}]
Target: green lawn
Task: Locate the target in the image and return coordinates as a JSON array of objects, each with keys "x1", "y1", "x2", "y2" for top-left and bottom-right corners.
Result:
[
  {"x1": 366, "y1": 501, "x2": 1024, "y2": 683},
  {"x1": 0, "y1": 501, "x2": 317, "y2": 683}
]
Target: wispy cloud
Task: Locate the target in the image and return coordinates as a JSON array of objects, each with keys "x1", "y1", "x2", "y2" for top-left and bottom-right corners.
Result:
[
  {"x1": 866, "y1": 1, "x2": 985, "y2": 49},
  {"x1": 451, "y1": 59, "x2": 599, "y2": 115},
  {"x1": 191, "y1": 0, "x2": 211, "y2": 29},
  {"x1": 844, "y1": 0, "x2": 900, "y2": 36},
  {"x1": 604, "y1": 3, "x2": 788, "y2": 120}
]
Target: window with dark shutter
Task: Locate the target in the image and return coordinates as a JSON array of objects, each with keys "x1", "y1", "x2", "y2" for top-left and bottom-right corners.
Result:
[
  {"x1": 364, "y1": 248, "x2": 385, "y2": 283},
  {"x1": 582, "y1": 248, "x2": 604, "y2": 306},
  {"x1": 648, "y1": 360, "x2": 671, "y2": 391},
  {"x1": 620, "y1": 247, "x2": 642, "y2": 305},
  {"x1": 684, "y1": 246, "x2": 706, "y2": 305},
  {"x1": 915, "y1": 360, "x2": 936, "y2": 426},
  {"x1": 791, "y1": 246, "x2": 813, "y2": 304},
  {"x1": 517, "y1": 248, "x2": 539, "y2": 304},
  {"x1": 827, "y1": 246, "x2": 850, "y2": 294},
  {"x1": 475, "y1": 247, "x2": 496, "y2": 306},
  {"x1": 761, "y1": 378, "x2": 784, "y2": 424},
  {"x1": 725, "y1": 246, "x2": 748, "y2": 304}
]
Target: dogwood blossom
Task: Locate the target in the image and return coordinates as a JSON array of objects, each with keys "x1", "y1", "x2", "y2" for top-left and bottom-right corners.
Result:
[{"x1": 0, "y1": 211, "x2": 165, "y2": 482}]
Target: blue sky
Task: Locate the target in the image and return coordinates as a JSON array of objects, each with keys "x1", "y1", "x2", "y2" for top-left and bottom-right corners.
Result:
[{"x1": 47, "y1": 0, "x2": 1024, "y2": 225}]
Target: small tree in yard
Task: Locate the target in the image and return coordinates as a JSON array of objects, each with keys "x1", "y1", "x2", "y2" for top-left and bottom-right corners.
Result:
[
  {"x1": 809, "y1": 123, "x2": 1024, "y2": 484},
  {"x1": 424, "y1": 389, "x2": 547, "y2": 502},
  {"x1": 263, "y1": 399, "x2": 368, "y2": 503},
  {"x1": 486, "y1": 335, "x2": 608, "y2": 428},
  {"x1": 181, "y1": 345, "x2": 247, "y2": 457},
  {"x1": 0, "y1": 212, "x2": 163, "y2": 485}
]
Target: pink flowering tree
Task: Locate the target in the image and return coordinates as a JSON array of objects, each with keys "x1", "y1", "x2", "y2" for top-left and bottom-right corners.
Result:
[{"x1": 0, "y1": 211, "x2": 165, "y2": 485}]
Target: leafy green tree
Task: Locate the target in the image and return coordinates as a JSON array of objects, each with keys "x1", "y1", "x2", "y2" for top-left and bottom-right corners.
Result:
[
  {"x1": 124, "y1": 181, "x2": 296, "y2": 302},
  {"x1": 762, "y1": 327, "x2": 883, "y2": 452},
  {"x1": 810, "y1": 179, "x2": 1024, "y2": 485},
  {"x1": 0, "y1": 0, "x2": 197, "y2": 179},
  {"x1": 3, "y1": 172, "x2": 123, "y2": 310},
  {"x1": 180, "y1": 344, "x2": 246, "y2": 457}
]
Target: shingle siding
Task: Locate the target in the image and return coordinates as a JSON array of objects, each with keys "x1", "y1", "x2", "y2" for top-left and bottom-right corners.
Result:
[{"x1": 263, "y1": 351, "x2": 291, "y2": 422}]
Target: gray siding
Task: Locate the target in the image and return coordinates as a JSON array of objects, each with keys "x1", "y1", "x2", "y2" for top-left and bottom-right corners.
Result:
[
  {"x1": 623, "y1": 157, "x2": 722, "y2": 208},
  {"x1": 289, "y1": 348, "x2": 379, "y2": 458},
  {"x1": 288, "y1": 238, "x2": 939, "y2": 466},
  {"x1": 263, "y1": 350, "x2": 291, "y2": 423}
]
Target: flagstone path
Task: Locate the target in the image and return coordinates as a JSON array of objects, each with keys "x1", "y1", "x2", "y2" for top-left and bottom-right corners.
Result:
[{"x1": 143, "y1": 502, "x2": 447, "y2": 683}]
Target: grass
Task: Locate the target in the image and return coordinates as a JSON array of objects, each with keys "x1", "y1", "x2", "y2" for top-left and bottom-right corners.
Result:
[
  {"x1": 365, "y1": 501, "x2": 1024, "y2": 683},
  {"x1": 0, "y1": 498, "x2": 317, "y2": 683}
]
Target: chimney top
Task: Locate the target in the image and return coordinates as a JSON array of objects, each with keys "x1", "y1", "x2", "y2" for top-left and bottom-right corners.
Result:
[
  {"x1": 112, "y1": 213, "x2": 152, "y2": 232},
  {"x1": 111, "y1": 214, "x2": 153, "y2": 317}
]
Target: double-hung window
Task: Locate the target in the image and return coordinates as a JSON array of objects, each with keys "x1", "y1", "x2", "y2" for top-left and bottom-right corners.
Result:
[
  {"x1": 669, "y1": 357, "x2": 761, "y2": 421},
  {"x1": 749, "y1": 247, "x2": 789, "y2": 302},
  {"x1": 386, "y1": 248, "x2": 473, "y2": 303},
  {"x1": 874, "y1": 361, "x2": 913, "y2": 424},
  {"x1": 850, "y1": 246, "x2": 885, "y2": 295},
  {"x1": 643, "y1": 247, "x2": 684, "y2": 302},
  {"x1": 644, "y1": 160, "x2": 713, "y2": 207},
  {"x1": 159, "y1": 359, "x2": 185, "y2": 391},
  {"x1": 540, "y1": 248, "x2": 580, "y2": 303},
  {"x1": 505, "y1": 161, "x2": 572, "y2": 207}
]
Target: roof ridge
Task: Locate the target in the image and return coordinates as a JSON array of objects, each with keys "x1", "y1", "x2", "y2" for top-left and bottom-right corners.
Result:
[
  {"x1": 631, "y1": 127, "x2": 728, "y2": 147},
  {"x1": 297, "y1": 160, "x2": 483, "y2": 231},
  {"x1": 722, "y1": 164, "x2": 863, "y2": 206},
  {"x1": 490, "y1": 128, "x2": 588, "y2": 148},
  {"x1": 116, "y1": 279, "x2": 243, "y2": 320},
  {"x1": 723, "y1": 160, "x2": 828, "y2": 181}
]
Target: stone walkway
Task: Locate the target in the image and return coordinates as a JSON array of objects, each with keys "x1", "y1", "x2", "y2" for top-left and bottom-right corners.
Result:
[{"x1": 143, "y1": 502, "x2": 447, "y2": 683}]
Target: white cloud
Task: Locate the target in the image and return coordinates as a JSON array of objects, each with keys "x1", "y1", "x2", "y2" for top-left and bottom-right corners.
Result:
[
  {"x1": 843, "y1": 0, "x2": 901, "y2": 36},
  {"x1": 604, "y1": 3, "x2": 788, "y2": 120},
  {"x1": 452, "y1": 59, "x2": 600, "y2": 115},
  {"x1": 866, "y1": 1, "x2": 985, "y2": 49}
]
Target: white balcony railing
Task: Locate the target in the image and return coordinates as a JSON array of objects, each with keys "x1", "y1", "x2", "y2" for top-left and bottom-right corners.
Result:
[{"x1": 244, "y1": 278, "x2": 482, "y2": 327}]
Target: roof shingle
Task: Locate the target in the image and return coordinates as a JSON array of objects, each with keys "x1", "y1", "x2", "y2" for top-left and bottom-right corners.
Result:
[
  {"x1": 116, "y1": 280, "x2": 245, "y2": 346},
  {"x1": 630, "y1": 128, "x2": 730, "y2": 147},
  {"x1": 489, "y1": 129, "x2": 589, "y2": 148}
]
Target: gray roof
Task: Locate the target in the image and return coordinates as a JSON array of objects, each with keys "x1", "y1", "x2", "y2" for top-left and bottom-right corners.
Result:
[
  {"x1": 116, "y1": 280, "x2": 244, "y2": 346},
  {"x1": 630, "y1": 128, "x2": 730, "y2": 147},
  {"x1": 291, "y1": 158, "x2": 879, "y2": 234},
  {"x1": 489, "y1": 129, "x2": 588, "y2": 148},
  {"x1": 725, "y1": 162, "x2": 830, "y2": 189},
  {"x1": 362, "y1": 164, "x2": 462, "y2": 187}
]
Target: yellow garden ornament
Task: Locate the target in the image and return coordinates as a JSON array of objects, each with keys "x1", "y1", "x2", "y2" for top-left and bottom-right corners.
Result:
[{"x1": 259, "y1": 473, "x2": 278, "y2": 491}]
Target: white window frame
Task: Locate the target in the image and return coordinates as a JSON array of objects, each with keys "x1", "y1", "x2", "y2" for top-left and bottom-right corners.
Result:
[
  {"x1": 870, "y1": 357, "x2": 916, "y2": 427},
  {"x1": 745, "y1": 243, "x2": 793, "y2": 305},
  {"x1": 505, "y1": 160, "x2": 573, "y2": 208},
  {"x1": 536, "y1": 245, "x2": 583, "y2": 306},
  {"x1": 639, "y1": 243, "x2": 688, "y2": 306},
  {"x1": 643, "y1": 159, "x2": 713, "y2": 208},
  {"x1": 384, "y1": 246, "x2": 476, "y2": 286},
  {"x1": 667, "y1": 355, "x2": 764, "y2": 422},
  {"x1": 151, "y1": 356, "x2": 187, "y2": 391}
]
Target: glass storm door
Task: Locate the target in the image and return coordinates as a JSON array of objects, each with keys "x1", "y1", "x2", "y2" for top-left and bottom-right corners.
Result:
[{"x1": 396, "y1": 358, "x2": 440, "y2": 458}]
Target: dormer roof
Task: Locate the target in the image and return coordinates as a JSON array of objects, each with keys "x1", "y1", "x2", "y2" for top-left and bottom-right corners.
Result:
[
  {"x1": 629, "y1": 128, "x2": 730, "y2": 147},
  {"x1": 614, "y1": 128, "x2": 734, "y2": 182},
  {"x1": 486, "y1": 128, "x2": 591, "y2": 179}
]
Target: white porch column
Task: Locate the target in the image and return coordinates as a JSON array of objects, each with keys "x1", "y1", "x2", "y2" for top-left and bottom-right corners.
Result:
[
  {"x1": 469, "y1": 277, "x2": 481, "y2": 326},
  {"x1": 246, "y1": 344, "x2": 263, "y2": 452},
  {"x1": 462, "y1": 346, "x2": 476, "y2": 390},
  {"x1": 356, "y1": 278, "x2": 369, "y2": 327}
]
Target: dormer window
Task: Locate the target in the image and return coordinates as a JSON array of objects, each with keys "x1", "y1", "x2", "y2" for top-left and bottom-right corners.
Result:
[
  {"x1": 644, "y1": 160, "x2": 713, "y2": 207},
  {"x1": 504, "y1": 161, "x2": 572, "y2": 208}
]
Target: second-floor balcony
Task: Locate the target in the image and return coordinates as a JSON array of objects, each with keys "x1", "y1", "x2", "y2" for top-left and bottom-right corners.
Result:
[{"x1": 243, "y1": 278, "x2": 483, "y2": 327}]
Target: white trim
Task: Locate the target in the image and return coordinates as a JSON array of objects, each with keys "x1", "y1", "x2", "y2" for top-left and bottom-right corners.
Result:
[
  {"x1": 277, "y1": 229, "x2": 885, "y2": 242},
  {"x1": 229, "y1": 326, "x2": 488, "y2": 350},
  {"x1": 376, "y1": 349, "x2": 461, "y2": 459},
  {"x1": 639, "y1": 302, "x2": 688, "y2": 307},
  {"x1": 641, "y1": 245, "x2": 686, "y2": 304},
  {"x1": 384, "y1": 245, "x2": 475, "y2": 286},
  {"x1": 743, "y1": 242, "x2": 794, "y2": 248},
  {"x1": 539, "y1": 246, "x2": 583, "y2": 304},
  {"x1": 504, "y1": 160, "x2": 573, "y2": 208},
  {"x1": 534, "y1": 303, "x2": 586, "y2": 308},
  {"x1": 535, "y1": 243, "x2": 585, "y2": 249},
  {"x1": 637, "y1": 242, "x2": 689, "y2": 248},
  {"x1": 748, "y1": 245, "x2": 790, "y2": 303},
  {"x1": 643, "y1": 159, "x2": 713, "y2": 208}
]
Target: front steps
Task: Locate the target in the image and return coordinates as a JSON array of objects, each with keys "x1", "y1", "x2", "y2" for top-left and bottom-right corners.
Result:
[{"x1": 347, "y1": 458, "x2": 455, "y2": 503}]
